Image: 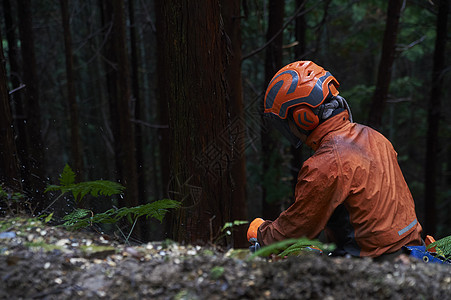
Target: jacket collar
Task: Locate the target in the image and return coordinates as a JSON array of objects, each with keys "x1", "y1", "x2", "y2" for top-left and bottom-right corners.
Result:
[{"x1": 306, "y1": 111, "x2": 350, "y2": 151}]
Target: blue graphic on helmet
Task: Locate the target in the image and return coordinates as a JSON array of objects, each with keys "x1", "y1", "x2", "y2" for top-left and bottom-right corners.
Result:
[{"x1": 265, "y1": 70, "x2": 299, "y2": 110}]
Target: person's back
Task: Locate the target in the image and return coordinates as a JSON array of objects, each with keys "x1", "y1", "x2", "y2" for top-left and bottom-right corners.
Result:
[
  {"x1": 248, "y1": 60, "x2": 423, "y2": 258},
  {"x1": 310, "y1": 114, "x2": 423, "y2": 256}
]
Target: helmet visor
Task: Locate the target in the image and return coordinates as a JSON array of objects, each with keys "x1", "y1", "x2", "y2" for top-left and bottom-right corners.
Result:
[{"x1": 263, "y1": 113, "x2": 302, "y2": 148}]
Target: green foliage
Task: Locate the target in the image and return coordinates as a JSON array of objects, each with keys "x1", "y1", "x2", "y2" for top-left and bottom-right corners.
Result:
[
  {"x1": 62, "y1": 199, "x2": 180, "y2": 230},
  {"x1": 45, "y1": 164, "x2": 180, "y2": 239},
  {"x1": 427, "y1": 235, "x2": 451, "y2": 259},
  {"x1": 221, "y1": 220, "x2": 249, "y2": 232},
  {"x1": 210, "y1": 266, "x2": 225, "y2": 280},
  {"x1": 0, "y1": 186, "x2": 29, "y2": 215},
  {"x1": 249, "y1": 238, "x2": 336, "y2": 260},
  {"x1": 214, "y1": 220, "x2": 249, "y2": 245},
  {"x1": 45, "y1": 164, "x2": 125, "y2": 202},
  {"x1": 0, "y1": 186, "x2": 26, "y2": 203}
]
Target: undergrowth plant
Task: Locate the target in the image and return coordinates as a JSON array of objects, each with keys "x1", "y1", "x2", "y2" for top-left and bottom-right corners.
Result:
[
  {"x1": 44, "y1": 164, "x2": 180, "y2": 241},
  {"x1": 427, "y1": 235, "x2": 451, "y2": 260},
  {"x1": 44, "y1": 164, "x2": 125, "y2": 207},
  {"x1": 213, "y1": 220, "x2": 249, "y2": 245},
  {"x1": 0, "y1": 186, "x2": 29, "y2": 215},
  {"x1": 249, "y1": 237, "x2": 336, "y2": 260}
]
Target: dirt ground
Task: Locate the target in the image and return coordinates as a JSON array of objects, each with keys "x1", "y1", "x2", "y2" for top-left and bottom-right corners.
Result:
[{"x1": 0, "y1": 217, "x2": 450, "y2": 299}]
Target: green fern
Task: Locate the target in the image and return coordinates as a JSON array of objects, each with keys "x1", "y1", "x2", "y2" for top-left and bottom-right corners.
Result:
[
  {"x1": 45, "y1": 164, "x2": 124, "y2": 203},
  {"x1": 62, "y1": 199, "x2": 180, "y2": 230},
  {"x1": 62, "y1": 208, "x2": 93, "y2": 228},
  {"x1": 427, "y1": 235, "x2": 451, "y2": 259},
  {"x1": 115, "y1": 199, "x2": 181, "y2": 223},
  {"x1": 249, "y1": 238, "x2": 336, "y2": 260}
]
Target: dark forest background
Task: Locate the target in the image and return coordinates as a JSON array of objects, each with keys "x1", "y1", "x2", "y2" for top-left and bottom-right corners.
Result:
[{"x1": 0, "y1": 0, "x2": 450, "y2": 248}]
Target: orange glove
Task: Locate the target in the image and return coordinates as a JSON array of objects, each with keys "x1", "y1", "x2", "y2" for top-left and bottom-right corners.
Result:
[{"x1": 247, "y1": 218, "x2": 264, "y2": 241}]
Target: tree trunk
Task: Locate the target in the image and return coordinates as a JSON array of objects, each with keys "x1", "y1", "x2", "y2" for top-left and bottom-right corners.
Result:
[
  {"x1": 0, "y1": 27, "x2": 22, "y2": 191},
  {"x1": 156, "y1": 0, "x2": 246, "y2": 246},
  {"x1": 60, "y1": 0, "x2": 84, "y2": 182},
  {"x1": 220, "y1": 0, "x2": 248, "y2": 248},
  {"x1": 128, "y1": 0, "x2": 151, "y2": 241},
  {"x1": 367, "y1": 0, "x2": 403, "y2": 129},
  {"x1": 291, "y1": 0, "x2": 307, "y2": 189},
  {"x1": 100, "y1": 0, "x2": 142, "y2": 239},
  {"x1": 112, "y1": 0, "x2": 141, "y2": 233},
  {"x1": 17, "y1": 0, "x2": 47, "y2": 212},
  {"x1": 2, "y1": 0, "x2": 24, "y2": 191},
  {"x1": 424, "y1": 0, "x2": 448, "y2": 236},
  {"x1": 294, "y1": 0, "x2": 307, "y2": 61},
  {"x1": 262, "y1": 0, "x2": 285, "y2": 221}
]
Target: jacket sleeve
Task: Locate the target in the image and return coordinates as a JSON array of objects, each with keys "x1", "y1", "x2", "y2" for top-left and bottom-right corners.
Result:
[{"x1": 257, "y1": 149, "x2": 345, "y2": 246}]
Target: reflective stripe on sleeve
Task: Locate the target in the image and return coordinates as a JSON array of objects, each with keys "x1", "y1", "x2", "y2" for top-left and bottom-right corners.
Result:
[{"x1": 398, "y1": 219, "x2": 417, "y2": 236}]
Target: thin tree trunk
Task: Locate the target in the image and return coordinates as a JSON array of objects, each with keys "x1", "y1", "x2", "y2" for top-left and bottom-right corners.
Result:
[
  {"x1": 367, "y1": 0, "x2": 403, "y2": 129},
  {"x1": 60, "y1": 0, "x2": 84, "y2": 183},
  {"x1": 100, "y1": 0, "x2": 142, "y2": 239},
  {"x1": 17, "y1": 0, "x2": 47, "y2": 212},
  {"x1": 294, "y1": 0, "x2": 306, "y2": 61},
  {"x1": 0, "y1": 26, "x2": 22, "y2": 191},
  {"x1": 128, "y1": 0, "x2": 150, "y2": 241},
  {"x1": 3, "y1": 0, "x2": 26, "y2": 189},
  {"x1": 112, "y1": 0, "x2": 141, "y2": 236},
  {"x1": 424, "y1": 0, "x2": 448, "y2": 236},
  {"x1": 262, "y1": 0, "x2": 285, "y2": 221},
  {"x1": 291, "y1": 0, "x2": 307, "y2": 189},
  {"x1": 156, "y1": 0, "x2": 172, "y2": 239}
]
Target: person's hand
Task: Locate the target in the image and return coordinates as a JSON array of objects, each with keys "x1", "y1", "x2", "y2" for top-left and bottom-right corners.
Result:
[
  {"x1": 247, "y1": 218, "x2": 264, "y2": 241},
  {"x1": 246, "y1": 217, "x2": 264, "y2": 252}
]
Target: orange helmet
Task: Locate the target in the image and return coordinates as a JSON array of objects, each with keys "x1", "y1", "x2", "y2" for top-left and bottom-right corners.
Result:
[{"x1": 263, "y1": 61, "x2": 343, "y2": 148}]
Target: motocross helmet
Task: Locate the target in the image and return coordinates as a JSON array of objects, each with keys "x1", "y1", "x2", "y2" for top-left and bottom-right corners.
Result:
[{"x1": 263, "y1": 61, "x2": 341, "y2": 148}]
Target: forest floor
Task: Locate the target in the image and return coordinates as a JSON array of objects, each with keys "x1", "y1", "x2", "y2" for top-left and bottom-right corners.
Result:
[{"x1": 0, "y1": 217, "x2": 450, "y2": 300}]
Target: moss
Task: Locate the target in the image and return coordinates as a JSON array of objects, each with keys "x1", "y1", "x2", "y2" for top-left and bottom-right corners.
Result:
[
  {"x1": 210, "y1": 266, "x2": 224, "y2": 280},
  {"x1": 25, "y1": 241, "x2": 63, "y2": 252}
]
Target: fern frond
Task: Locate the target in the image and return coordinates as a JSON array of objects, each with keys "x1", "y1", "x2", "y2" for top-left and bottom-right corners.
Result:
[
  {"x1": 250, "y1": 239, "x2": 301, "y2": 259},
  {"x1": 249, "y1": 238, "x2": 336, "y2": 260},
  {"x1": 60, "y1": 164, "x2": 76, "y2": 186},
  {"x1": 63, "y1": 208, "x2": 91, "y2": 220},
  {"x1": 427, "y1": 235, "x2": 451, "y2": 258},
  {"x1": 62, "y1": 199, "x2": 180, "y2": 230},
  {"x1": 62, "y1": 208, "x2": 92, "y2": 228},
  {"x1": 116, "y1": 199, "x2": 180, "y2": 222},
  {"x1": 45, "y1": 164, "x2": 125, "y2": 203},
  {"x1": 70, "y1": 180, "x2": 125, "y2": 200}
]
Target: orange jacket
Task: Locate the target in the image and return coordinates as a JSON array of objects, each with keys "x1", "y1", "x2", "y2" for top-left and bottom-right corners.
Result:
[{"x1": 258, "y1": 111, "x2": 423, "y2": 257}]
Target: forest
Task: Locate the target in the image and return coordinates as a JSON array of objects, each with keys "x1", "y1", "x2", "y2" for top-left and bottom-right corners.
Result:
[{"x1": 0, "y1": 0, "x2": 450, "y2": 249}]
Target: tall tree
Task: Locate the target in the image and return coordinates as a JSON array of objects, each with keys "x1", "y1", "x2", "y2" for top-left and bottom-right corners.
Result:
[
  {"x1": 367, "y1": 0, "x2": 403, "y2": 129},
  {"x1": 291, "y1": 0, "x2": 308, "y2": 188},
  {"x1": 0, "y1": 26, "x2": 22, "y2": 191},
  {"x1": 60, "y1": 0, "x2": 83, "y2": 182},
  {"x1": 294, "y1": 0, "x2": 307, "y2": 61},
  {"x1": 128, "y1": 0, "x2": 151, "y2": 240},
  {"x1": 220, "y1": 0, "x2": 248, "y2": 247},
  {"x1": 101, "y1": 0, "x2": 142, "y2": 238},
  {"x1": 2, "y1": 0, "x2": 24, "y2": 190},
  {"x1": 424, "y1": 0, "x2": 449, "y2": 236},
  {"x1": 262, "y1": 0, "x2": 285, "y2": 221},
  {"x1": 156, "y1": 0, "x2": 247, "y2": 245},
  {"x1": 17, "y1": 0, "x2": 47, "y2": 211}
]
